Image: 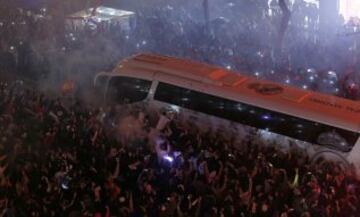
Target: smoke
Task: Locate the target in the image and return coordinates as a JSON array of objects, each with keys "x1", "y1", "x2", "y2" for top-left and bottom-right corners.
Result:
[
  {"x1": 29, "y1": 29, "x2": 126, "y2": 103},
  {"x1": 116, "y1": 113, "x2": 147, "y2": 145}
]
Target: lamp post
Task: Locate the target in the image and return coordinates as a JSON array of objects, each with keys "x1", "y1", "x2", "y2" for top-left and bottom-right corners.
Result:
[{"x1": 203, "y1": 0, "x2": 210, "y2": 31}]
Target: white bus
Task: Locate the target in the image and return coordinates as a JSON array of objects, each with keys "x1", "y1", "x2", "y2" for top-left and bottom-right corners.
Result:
[{"x1": 94, "y1": 53, "x2": 360, "y2": 175}]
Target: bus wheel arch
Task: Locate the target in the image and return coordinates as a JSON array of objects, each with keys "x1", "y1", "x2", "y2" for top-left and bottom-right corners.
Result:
[{"x1": 310, "y1": 150, "x2": 354, "y2": 175}]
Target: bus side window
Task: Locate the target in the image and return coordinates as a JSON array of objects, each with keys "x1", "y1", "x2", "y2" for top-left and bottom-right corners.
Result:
[
  {"x1": 107, "y1": 76, "x2": 152, "y2": 104},
  {"x1": 154, "y1": 82, "x2": 359, "y2": 152}
]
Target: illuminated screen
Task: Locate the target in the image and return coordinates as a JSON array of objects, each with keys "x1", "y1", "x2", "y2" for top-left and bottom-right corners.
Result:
[
  {"x1": 287, "y1": 0, "x2": 360, "y2": 22},
  {"x1": 340, "y1": 0, "x2": 360, "y2": 21}
]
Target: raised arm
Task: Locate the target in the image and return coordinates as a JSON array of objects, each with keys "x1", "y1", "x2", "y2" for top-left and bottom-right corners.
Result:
[
  {"x1": 176, "y1": 196, "x2": 184, "y2": 217},
  {"x1": 289, "y1": 168, "x2": 299, "y2": 188},
  {"x1": 128, "y1": 191, "x2": 134, "y2": 214},
  {"x1": 112, "y1": 157, "x2": 120, "y2": 179}
]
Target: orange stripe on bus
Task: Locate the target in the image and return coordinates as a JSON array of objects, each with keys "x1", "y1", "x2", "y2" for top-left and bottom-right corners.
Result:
[
  {"x1": 297, "y1": 93, "x2": 312, "y2": 103},
  {"x1": 209, "y1": 70, "x2": 227, "y2": 80},
  {"x1": 232, "y1": 77, "x2": 248, "y2": 87}
]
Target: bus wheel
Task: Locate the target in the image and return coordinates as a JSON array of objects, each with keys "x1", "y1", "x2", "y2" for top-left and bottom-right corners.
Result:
[{"x1": 311, "y1": 150, "x2": 351, "y2": 173}]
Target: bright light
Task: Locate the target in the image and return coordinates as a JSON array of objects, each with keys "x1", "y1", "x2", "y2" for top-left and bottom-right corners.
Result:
[
  {"x1": 262, "y1": 115, "x2": 271, "y2": 120},
  {"x1": 340, "y1": 0, "x2": 360, "y2": 21},
  {"x1": 61, "y1": 182, "x2": 69, "y2": 190},
  {"x1": 170, "y1": 105, "x2": 180, "y2": 113},
  {"x1": 303, "y1": 0, "x2": 319, "y2": 6},
  {"x1": 163, "y1": 155, "x2": 174, "y2": 163}
]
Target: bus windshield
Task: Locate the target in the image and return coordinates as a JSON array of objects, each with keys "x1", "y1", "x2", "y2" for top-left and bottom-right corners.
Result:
[{"x1": 107, "y1": 76, "x2": 152, "y2": 104}]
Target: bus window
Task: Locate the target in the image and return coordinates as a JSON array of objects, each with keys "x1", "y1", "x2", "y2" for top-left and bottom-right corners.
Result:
[
  {"x1": 107, "y1": 76, "x2": 152, "y2": 104},
  {"x1": 154, "y1": 82, "x2": 359, "y2": 152}
]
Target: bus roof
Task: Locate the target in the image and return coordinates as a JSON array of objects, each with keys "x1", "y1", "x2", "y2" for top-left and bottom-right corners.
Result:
[{"x1": 116, "y1": 53, "x2": 360, "y2": 132}]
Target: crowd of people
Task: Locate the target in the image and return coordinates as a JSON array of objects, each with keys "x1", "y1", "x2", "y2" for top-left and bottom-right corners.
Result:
[{"x1": 0, "y1": 79, "x2": 360, "y2": 217}]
